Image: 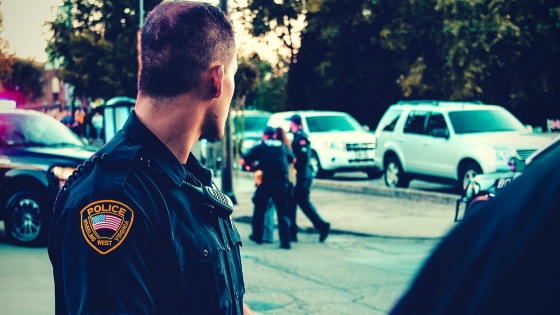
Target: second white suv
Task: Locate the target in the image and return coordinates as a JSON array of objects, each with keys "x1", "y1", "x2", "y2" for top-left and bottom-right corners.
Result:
[
  {"x1": 373, "y1": 101, "x2": 550, "y2": 189},
  {"x1": 267, "y1": 111, "x2": 378, "y2": 178}
]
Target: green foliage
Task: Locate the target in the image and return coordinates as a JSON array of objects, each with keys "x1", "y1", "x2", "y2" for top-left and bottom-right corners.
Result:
[
  {"x1": 243, "y1": 53, "x2": 290, "y2": 113},
  {"x1": 234, "y1": 56, "x2": 260, "y2": 104},
  {"x1": 47, "y1": 0, "x2": 161, "y2": 100},
  {"x1": 2, "y1": 58, "x2": 44, "y2": 104},
  {"x1": 240, "y1": 0, "x2": 305, "y2": 64}
]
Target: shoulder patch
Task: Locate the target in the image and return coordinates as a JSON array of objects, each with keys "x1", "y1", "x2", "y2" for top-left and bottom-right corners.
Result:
[{"x1": 81, "y1": 200, "x2": 134, "y2": 254}]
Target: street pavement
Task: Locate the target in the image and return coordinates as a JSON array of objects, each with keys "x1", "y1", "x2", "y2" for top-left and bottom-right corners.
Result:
[
  {"x1": 0, "y1": 222, "x2": 440, "y2": 315},
  {"x1": 0, "y1": 166, "x2": 459, "y2": 315}
]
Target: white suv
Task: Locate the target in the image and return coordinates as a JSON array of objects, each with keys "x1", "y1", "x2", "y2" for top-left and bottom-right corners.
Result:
[
  {"x1": 267, "y1": 111, "x2": 378, "y2": 178},
  {"x1": 373, "y1": 101, "x2": 550, "y2": 189}
]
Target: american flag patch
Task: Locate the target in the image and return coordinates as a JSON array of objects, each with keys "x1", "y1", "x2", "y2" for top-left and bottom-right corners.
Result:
[{"x1": 92, "y1": 214, "x2": 122, "y2": 232}]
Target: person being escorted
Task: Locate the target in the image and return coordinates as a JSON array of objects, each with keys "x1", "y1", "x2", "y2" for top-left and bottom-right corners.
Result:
[
  {"x1": 48, "y1": 2, "x2": 252, "y2": 314},
  {"x1": 288, "y1": 114, "x2": 330, "y2": 242},
  {"x1": 243, "y1": 126, "x2": 295, "y2": 249}
]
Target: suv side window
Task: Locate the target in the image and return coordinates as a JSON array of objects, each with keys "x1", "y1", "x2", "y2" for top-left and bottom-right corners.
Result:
[
  {"x1": 379, "y1": 110, "x2": 402, "y2": 132},
  {"x1": 403, "y1": 111, "x2": 428, "y2": 135},
  {"x1": 426, "y1": 112, "x2": 449, "y2": 137}
]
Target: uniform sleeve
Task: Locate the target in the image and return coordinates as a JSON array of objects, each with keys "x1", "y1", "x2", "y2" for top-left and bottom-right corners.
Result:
[
  {"x1": 293, "y1": 136, "x2": 310, "y2": 167},
  {"x1": 51, "y1": 188, "x2": 158, "y2": 315},
  {"x1": 243, "y1": 145, "x2": 261, "y2": 165}
]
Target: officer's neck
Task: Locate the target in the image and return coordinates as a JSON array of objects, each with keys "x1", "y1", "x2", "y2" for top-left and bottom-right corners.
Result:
[{"x1": 135, "y1": 93, "x2": 204, "y2": 164}]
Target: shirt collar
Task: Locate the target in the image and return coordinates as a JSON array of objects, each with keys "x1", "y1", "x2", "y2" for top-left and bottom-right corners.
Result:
[{"x1": 122, "y1": 111, "x2": 211, "y2": 186}]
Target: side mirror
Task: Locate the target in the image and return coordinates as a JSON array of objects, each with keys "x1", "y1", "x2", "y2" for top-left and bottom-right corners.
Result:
[
  {"x1": 432, "y1": 128, "x2": 449, "y2": 139},
  {"x1": 362, "y1": 125, "x2": 370, "y2": 132}
]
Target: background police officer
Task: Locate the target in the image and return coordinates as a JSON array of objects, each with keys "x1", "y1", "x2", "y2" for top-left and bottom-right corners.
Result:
[
  {"x1": 48, "y1": 2, "x2": 253, "y2": 314},
  {"x1": 243, "y1": 127, "x2": 295, "y2": 249},
  {"x1": 289, "y1": 114, "x2": 330, "y2": 242}
]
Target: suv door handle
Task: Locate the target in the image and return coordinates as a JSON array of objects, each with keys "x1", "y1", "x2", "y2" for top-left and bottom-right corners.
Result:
[
  {"x1": 423, "y1": 140, "x2": 431, "y2": 146},
  {"x1": 397, "y1": 137, "x2": 405, "y2": 143}
]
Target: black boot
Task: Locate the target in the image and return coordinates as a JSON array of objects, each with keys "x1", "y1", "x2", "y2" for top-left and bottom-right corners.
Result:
[{"x1": 319, "y1": 223, "x2": 330, "y2": 243}]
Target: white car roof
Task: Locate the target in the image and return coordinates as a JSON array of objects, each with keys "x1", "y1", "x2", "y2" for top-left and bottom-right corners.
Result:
[{"x1": 388, "y1": 101, "x2": 504, "y2": 113}]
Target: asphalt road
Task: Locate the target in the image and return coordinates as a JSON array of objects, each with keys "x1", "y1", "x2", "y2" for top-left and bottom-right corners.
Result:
[{"x1": 0, "y1": 222, "x2": 440, "y2": 315}]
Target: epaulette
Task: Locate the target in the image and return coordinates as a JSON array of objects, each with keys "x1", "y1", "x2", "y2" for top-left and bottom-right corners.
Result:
[{"x1": 52, "y1": 153, "x2": 108, "y2": 213}]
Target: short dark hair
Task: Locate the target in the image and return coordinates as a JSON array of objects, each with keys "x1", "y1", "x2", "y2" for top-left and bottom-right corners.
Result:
[{"x1": 139, "y1": 1, "x2": 235, "y2": 98}]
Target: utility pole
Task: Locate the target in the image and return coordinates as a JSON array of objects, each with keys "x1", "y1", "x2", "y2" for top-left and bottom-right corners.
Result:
[
  {"x1": 139, "y1": 0, "x2": 144, "y2": 27},
  {"x1": 219, "y1": 0, "x2": 237, "y2": 205}
]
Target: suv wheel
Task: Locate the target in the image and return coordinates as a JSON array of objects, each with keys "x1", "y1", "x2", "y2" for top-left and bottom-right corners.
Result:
[
  {"x1": 384, "y1": 157, "x2": 410, "y2": 188},
  {"x1": 4, "y1": 190, "x2": 49, "y2": 246},
  {"x1": 460, "y1": 163, "x2": 483, "y2": 191}
]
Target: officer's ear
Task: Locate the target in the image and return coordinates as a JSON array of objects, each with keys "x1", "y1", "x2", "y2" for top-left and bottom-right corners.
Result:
[{"x1": 210, "y1": 64, "x2": 225, "y2": 99}]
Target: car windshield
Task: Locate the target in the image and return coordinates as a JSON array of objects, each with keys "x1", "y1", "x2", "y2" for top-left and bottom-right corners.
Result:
[
  {"x1": 448, "y1": 110, "x2": 526, "y2": 134},
  {"x1": 306, "y1": 115, "x2": 360, "y2": 133},
  {"x1": 0, "y1": 112, "x2": 85, "y2": 147},
  {"x1": 233, "y1": 115, "x2": 270, "y2": 132}
]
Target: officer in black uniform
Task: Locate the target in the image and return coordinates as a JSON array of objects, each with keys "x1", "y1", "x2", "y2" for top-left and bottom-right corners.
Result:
[
  {"x1": 48, "y1": 2, "x2": 252, "y2": 314},
  {"x1": 288, "y1": 114, "x2": 330, "y2": 242},
  {"x1": 243, "y1": 127, "x2": 295, "y2": 249}
]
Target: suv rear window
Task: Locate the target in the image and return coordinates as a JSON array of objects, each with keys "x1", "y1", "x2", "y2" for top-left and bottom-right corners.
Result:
[
  {"x1": 448, "y1": 110, "x2": 526, "y2": 134},
  {"x1": 403, "y1": 111, "x2": 427, "y2": 134}
]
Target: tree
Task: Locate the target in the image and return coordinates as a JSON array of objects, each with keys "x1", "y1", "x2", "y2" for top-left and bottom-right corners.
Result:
[
  {"x1": 47, "y1": 0, "x2": 162, "y2": 101},
  {"x1": 239, "y1": 0, "x2": 306, "y2": 66},
  {"x1": 0, "y1": 1, "x2": 13, "y2": 88},
  {"x1": 289, "y1": 0, "x2": 406, "y2": 127},
  {"x1": 1, "y1": 58, "x2": 44, "y2": 105}
]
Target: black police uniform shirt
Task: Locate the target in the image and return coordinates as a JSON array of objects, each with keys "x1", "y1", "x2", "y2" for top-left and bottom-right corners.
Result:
[
  {"x1": 48, "y1": 112, "x2": 245, "y2": 315},
  {"x1": 390, "y1": 146, "x2": 560, "y2": 315},
  {"x1": 243, "y1": 139, "x2": 295, "y2": 183},
  {"x1": 292, "y1": 130, "x2": 312, "y2": 177}
]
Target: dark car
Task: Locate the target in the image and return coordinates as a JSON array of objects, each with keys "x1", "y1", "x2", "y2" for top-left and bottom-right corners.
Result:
[
  {"x1": 455, "y1": 134, "x2": 559, "y2": 221},
  {"x1": 0, "y1": 108, "x2": 95, "y2": 246}
]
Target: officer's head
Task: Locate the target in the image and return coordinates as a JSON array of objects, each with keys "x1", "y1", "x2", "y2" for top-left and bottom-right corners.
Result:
[
  {"x1": 139, "y1": 1, "x2": 236, "y2": 140},
  {"x1": 262, "y1": 126, "x2": 276, "y2": 140},
  {"x1": 289, "y1": 114, "x2": 302, "y2": 133}
]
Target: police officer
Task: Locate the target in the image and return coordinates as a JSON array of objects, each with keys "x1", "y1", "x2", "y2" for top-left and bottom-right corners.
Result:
[
  {"x1": 243, "y1": 127, "x2": 295, "y2": 249},
  {"x1": 288, "y1": 114, "x2": 330, "y2": 242},
  {"x1": 48, "y1": 2, "x2": 252, "y2": 314}
]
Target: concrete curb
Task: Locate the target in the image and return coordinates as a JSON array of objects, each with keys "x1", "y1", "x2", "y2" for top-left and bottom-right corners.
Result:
[
  {"x1": 232, "y1": 170, "x2": 460, "y2": 206},
  {"x1": 311, "y1": 180, "x2": 460, "y2": 206},
  {"x1": 233, "y1": 216, "x2": 444, "y2": 240}
]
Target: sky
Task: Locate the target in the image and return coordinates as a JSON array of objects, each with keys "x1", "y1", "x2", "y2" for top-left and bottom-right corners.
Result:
[{"x1": 0, "y1": 0, "x2": 287, "y2": 64}]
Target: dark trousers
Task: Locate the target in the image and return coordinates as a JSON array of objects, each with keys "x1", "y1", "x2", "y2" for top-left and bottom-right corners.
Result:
[
  {"x1": 289, "y1": 176, "x2": 326, "y2": 235},
  {"x1": 252, "y1": 181, "x2": 291, "y2": 246}
]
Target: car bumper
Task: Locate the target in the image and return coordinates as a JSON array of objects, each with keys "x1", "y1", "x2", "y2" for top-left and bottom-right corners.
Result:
[{"x1": 319, "y1": 149, "x2": 377, "y2": 172}]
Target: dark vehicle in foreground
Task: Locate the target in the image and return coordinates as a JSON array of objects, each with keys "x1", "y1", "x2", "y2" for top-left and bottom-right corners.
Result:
[
  {"x1": 455, "y1": 135, "x2": 560, "y2": 221},
  {"x1": 0, "y1": 109, "x2": 95, "y2": 245}
]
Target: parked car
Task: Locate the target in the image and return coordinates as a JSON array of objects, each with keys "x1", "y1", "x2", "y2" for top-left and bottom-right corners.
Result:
[
  {"x1": 0, "y1": 108, "x2": 95, "y2": 246},
  {"x1": 373, "y1": 100, "x2": 550, "y2": 189},
  {"x1": 267, "y1": 111, "x2": 378, "y2": 178},
  {"x1": 200, "y1": 110, "x2": 271, "y2": 170},
  {"x1": 455, "y1": 134, "x2": 559, "y2": 221}
]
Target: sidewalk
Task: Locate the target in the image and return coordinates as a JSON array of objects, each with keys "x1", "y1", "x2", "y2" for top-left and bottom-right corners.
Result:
[{"x1": 217, "y1": 173, "x2": 458, "y2": 239}]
